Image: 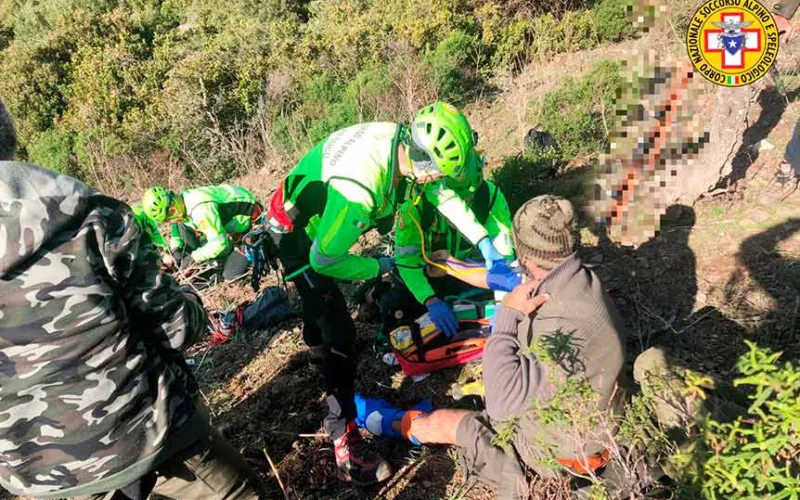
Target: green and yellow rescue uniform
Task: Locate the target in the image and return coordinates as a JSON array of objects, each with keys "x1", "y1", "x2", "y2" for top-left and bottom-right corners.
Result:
[
  {"x1": 131, "y1": 203, "x2": 168, "y2": 251},
  {"x1": 169, "y1": 184, "x2": 262, "y2": 280},
  {"x1": 265, "y1": 122, "x2": 493, "y2": 441},
  {"x1": 381, "y1": 152, "x2": 514, "y2": 337}
]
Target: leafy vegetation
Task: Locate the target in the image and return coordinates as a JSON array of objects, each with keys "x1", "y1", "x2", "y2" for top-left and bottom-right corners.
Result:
[
  {"x1": 496, "y1": 329, "x2": 800, "y2": 498},
  {"x1": 671, "y1": 341, "x2": 800, "y2": 499},
  {"x1": 0, "y1": 0, "x2": 636, "y2": 192},
  {"x1": 489, "y1": 59, "x2": 624, "y2": 213}
]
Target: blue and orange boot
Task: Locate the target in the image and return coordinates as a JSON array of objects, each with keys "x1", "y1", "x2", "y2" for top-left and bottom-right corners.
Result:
[{"x1": 353, "y1": 394, "x2": 432, "y2": 443}]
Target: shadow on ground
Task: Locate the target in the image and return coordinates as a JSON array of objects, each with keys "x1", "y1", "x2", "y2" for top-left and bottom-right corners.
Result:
[
  {"x1": 592, "y1": 204, "x2": 799, "y2": 395},
  {"x1": 734, "y1": 217, "x2": 800, "y2": 360},
  {"x1": 719, "y1": 87, "x2": 795, "y2": 188},
  {"x1": 592, "y1": 205, "x2": 749, "y2": 383}
]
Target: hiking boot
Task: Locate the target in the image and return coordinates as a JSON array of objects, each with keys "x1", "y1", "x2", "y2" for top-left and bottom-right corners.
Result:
[{"x1": 333, "y1": 421, "x2": 392, "y2": 485}]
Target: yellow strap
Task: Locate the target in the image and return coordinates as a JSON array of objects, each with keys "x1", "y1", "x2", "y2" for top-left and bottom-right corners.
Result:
[{"x1": 405, "y1": 204, "x2": 484, "y2": 278}]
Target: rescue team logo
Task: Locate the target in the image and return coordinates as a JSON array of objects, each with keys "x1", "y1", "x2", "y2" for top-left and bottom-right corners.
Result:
[{"x1": 687, "y1": 0, "x2": 779, "y2": 86}]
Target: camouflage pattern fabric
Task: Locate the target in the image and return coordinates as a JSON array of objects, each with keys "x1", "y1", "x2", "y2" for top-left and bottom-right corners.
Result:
[{"x1": 0, "y1": 162, "x2": 207, "y2": 498}]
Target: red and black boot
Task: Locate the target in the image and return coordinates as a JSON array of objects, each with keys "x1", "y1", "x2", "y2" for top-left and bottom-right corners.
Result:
[{"x1": 333, "y1": 421, "x2": 392, "y2": 485}]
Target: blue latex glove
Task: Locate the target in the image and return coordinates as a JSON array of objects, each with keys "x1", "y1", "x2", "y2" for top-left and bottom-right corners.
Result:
[
  {"x1": 378, "y1": 256, "x2": 395, "y2": 274},
  {"x1": 477, "y1": 238, "x2": 504, "y2": 268},
  {"x1": 486, "y1": 260, "x2": 522, "y2": 292},
  {"x1": 426, "y1": 298, "x2": 458, "y2": 337}
]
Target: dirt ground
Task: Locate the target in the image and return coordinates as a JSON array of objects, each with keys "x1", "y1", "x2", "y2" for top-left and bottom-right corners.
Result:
[{"x1": 175, "y1": 160, "x2": 797, "y2": 500}]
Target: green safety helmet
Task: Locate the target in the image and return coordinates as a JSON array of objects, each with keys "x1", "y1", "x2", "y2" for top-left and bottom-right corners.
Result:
[
  {"x1": 410, "y1": 101, "x2": 475, "y2": 181},
  {"x1": 141, "y1": 186, "x2": 172, "y2": 223},
  {"x1": 453, "y1": 148, "x2": 485, "y2": 194}
]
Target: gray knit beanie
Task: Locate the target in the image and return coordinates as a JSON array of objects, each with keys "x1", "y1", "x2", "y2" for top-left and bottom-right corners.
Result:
[{"x1": 513, "y1": 195, "x2": 577, "y2": 270}]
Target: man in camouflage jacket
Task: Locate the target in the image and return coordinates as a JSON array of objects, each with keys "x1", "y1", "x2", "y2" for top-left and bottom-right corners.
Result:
[{"x1": 0, "y1": 100, "x2": 264, "y2": 499}]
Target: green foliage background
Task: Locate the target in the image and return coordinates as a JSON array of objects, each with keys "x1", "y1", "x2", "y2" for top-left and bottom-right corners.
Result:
[{"x1": 0, "y1": 0, "x2": 634, "y2": 189}]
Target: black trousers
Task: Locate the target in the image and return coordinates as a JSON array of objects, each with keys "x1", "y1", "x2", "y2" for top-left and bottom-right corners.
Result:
[{"x1": 269, "y1": 229, "x2": 357, "y2": 439}]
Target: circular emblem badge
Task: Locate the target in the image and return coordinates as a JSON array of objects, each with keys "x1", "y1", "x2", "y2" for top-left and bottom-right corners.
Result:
[{"x1": 686, "y1": 0, "x2": 779, "y2": 87}]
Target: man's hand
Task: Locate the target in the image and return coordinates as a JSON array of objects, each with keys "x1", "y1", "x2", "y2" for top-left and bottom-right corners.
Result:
[
  {"x1": 502, "y1": 280, "x2": 550, "y2": 316},
  {"x1": 776, "y1": 14, "x2": 794, "y2": 44},
  {"x1": 161, "y1": 253, "x2": 175, "y2": 270}
]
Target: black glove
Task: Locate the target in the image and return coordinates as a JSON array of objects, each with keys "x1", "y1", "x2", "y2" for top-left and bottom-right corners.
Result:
[{"x1": 243, "y1": 227, "x2": 280, "y2": 292}]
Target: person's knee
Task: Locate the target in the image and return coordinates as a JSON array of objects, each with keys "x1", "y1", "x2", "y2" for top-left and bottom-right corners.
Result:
[{"x1": 634, "y1": 347, "x2": 705, "y2": 430}]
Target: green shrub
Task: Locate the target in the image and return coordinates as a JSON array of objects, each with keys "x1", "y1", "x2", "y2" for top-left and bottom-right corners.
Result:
[
  {"x1": 305, "y1": 101, "x2": 359, "y2": 146},
  {"x1": 558, "y1": 9, "x2": 598, "y2": 51},
  {"x1": 0, "y1": 34, "x2": 76, "y2": 142},
  {"x1": 528, "y1": 10, "x2": 597, "y2": 58},
  {"x1": 593, "y1": 0, "x2": 635, "y2": 42},
  {"x1": 491, "y1": 15, "x2": 532, "y2": 71},
  {"x1": 490, "y1": 144, "x2": 588, "y2": 213},
  {"x1": 671, "y1": 341, "x2": 800, "y2": 499},
  {"x1": 344, "y1": 63, "x2": 397, "y2": 121},
  {"x1": 426, "y1": 29, "x2": 484, "y2": 103},
  {"x1": 536, "y1": 59, "x2": 623, "y2": 160},
  {"x1": 1, "y1": 0, "x2": 636, "y2": 187},
  {"x1": 27, "y1": 128, "x2": 76, "y2": 175}
]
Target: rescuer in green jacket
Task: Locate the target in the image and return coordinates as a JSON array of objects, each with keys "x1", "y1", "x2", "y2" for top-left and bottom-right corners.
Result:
[
  {"x1": 141, "y1": 184, "x2": 262, "y2": 281},
  {"x1": 131, "y1": 202, "x2": 169, "y2": 251},
  {"x1": 381, "y1": 148, "x2": 515, "y2": 340},
  {"x1": 262, "y1": 101, "x2": 505, "y2": 485}
]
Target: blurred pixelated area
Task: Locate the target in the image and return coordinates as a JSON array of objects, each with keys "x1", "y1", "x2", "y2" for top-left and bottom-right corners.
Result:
[{"x1": 589, "y1": 52, "x2": 708, "y2": 246}]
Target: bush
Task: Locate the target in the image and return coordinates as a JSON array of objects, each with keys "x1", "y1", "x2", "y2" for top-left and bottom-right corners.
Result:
[
  {"x1": 490, "y1": 144, "x2": 590, "y2": 213},
  {"x1": 671, "y1": 341, "x2": 800, "y2": 498},
  {"x1": 491, "y1": 15, "x2": 533, "y2": 71},
  {"x1": 593, "y1": 0, "x2": 635, "y2": 42},
  {"x1": 536, "y1": 60, "x2": 623, "y2": 160},
  {"x1": 528, "y1": 10, "x2": 598, "y2": 58},
  {"x1": 426, "y1": 30, "x2": 484, "y2": 104},
  {"x1": 27, "y1": 128, "x2": 76, "y2": 175},
  {"x1": 1, "y1": 0, "x2": 638, "y2": 187}
]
